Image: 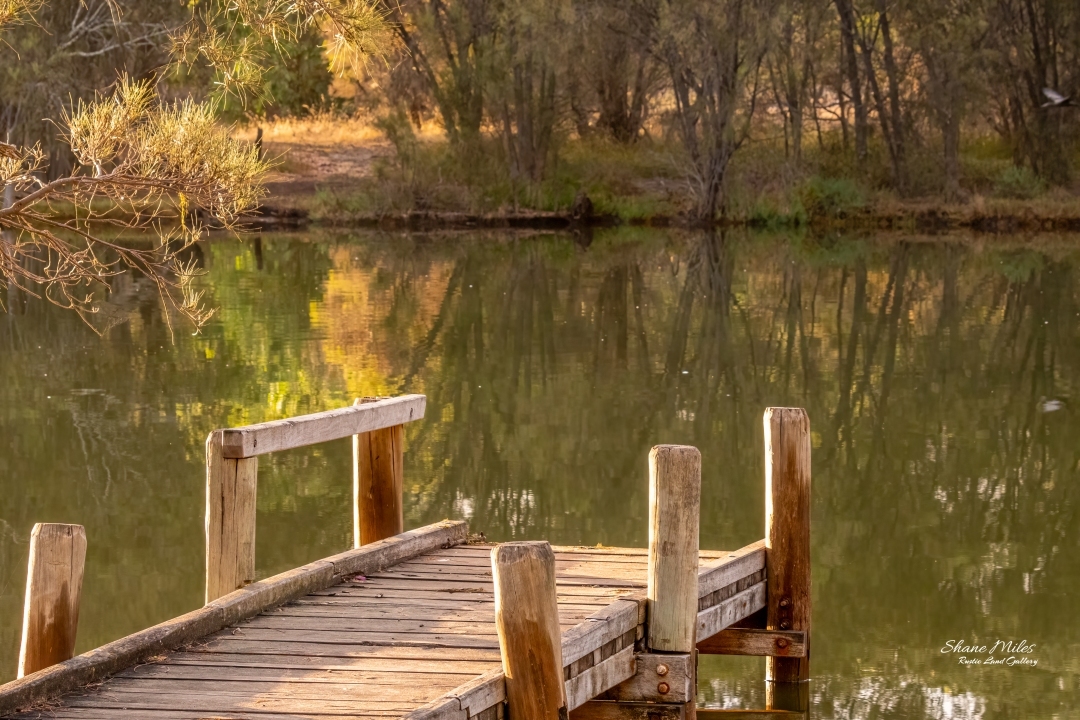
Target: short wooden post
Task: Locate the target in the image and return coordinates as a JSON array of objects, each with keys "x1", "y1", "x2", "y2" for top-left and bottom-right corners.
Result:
[
  {"x1": 205, "y1": 430, "x2": 259, "y2": 604},
  {"x1": 491, "y1": 541, "x2": 567, "y2": 720},
  {"x1": 18, "y1": 523, "x2": 86, "y2": 678},
  {"x1": 647, "y1": 445, "x2": 701, "y2": 653},
  {"x1": 353, "y1": 397, "x2": 404, "y2": 548},
  {"x1": 764, "y1": 408, "x2": 812, "y2": 711}
]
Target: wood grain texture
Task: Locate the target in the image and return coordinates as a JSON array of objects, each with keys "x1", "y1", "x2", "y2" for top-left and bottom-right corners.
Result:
[
  {"x1": 220, "y1": 395, "x2": 426, "y2": 458},
  {"x1": 353, "y1": 411, "x2": 404, "y2": 546},
  {"x1": 205, "y1": 430, "x2": 259, "y2": 604},
  {"x1": 443, "y1": 668, "x2": 505, "y2": 715},
  {"x1": 0, "y1": 520, "x2": 467, "y2": 716},
  {"x1": 565, "y1": 645, "x2": 635, "y2": 711},
  {"x1": 696, "y1": 583, "x2": 767, "y2": 639},
  {"x1": 560, "y1": 597, "x2": 643, "y2": 667},
  {"x1": 597, "y1": 652, "x2": 693, "y2": 704},
  {"x1": 403, "y1": 696, "x2": 468, "y2": 720},
  {"x1": 697, "y1": 541, "x2": 766, "y2": 598},
  {"x1": 763, "y1": 408, "x2": 812, "y2": 687},
  {"x1": 18, "y1": 524, "x2": 86, "y2": 678},
  {"x1": 696, "y1": 628, "x2": 806, "y2": 657},
  {"x1": 570, "y1": 701, "x2": 686, "y2": 720},
  {"x1": 5, "y1": 530, "x2": 680, "y2": 720},
  {"x1": 491, "y1": 542, "x2": 567, "y2": 720},
  {"x1": 647, "y1": 445, "x2": 701, "y2": 653}
]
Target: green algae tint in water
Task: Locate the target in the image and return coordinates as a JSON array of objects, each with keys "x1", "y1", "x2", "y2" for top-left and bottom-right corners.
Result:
[{"x1": 1, "y1": 230, "x2": 1078, "y2": 718}]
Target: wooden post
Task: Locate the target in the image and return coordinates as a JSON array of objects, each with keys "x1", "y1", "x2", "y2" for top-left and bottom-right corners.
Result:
[
  {"x1": 353, "y1": 397, "x2": 404, "y2": 548},
  {"x1": 763, "y1": 408, "x2": 812, "y2": 711},
  {"x1": 205, "y1": 430, "x2": 259, "y2": 604},
  {"x1": 491, "y1": 541, "x2": 567, "y2": 720},
  {"x1": 18, "y1": 524, "x2": 86, "y2": 678},
  {"x1": 647, "y1": 445, "x2": 701, "y2": 653}
]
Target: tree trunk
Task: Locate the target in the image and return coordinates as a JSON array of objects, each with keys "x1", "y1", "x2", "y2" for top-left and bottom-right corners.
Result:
[
  {"x1": 833, "y1": 0, "x2": 866, "y2": 161},
  {"x1": 877, "y1": 1, "x2": 907, "y2": 192}
]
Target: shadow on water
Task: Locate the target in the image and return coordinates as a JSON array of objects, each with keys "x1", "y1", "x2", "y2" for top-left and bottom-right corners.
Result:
[{"x1": 0, "y1": 228, "x2": 1077, "y2": 718}]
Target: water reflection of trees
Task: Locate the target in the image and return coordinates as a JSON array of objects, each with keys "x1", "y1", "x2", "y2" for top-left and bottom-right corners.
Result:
[
  {"x1": 373, "y1": 231, "x2": 1077, "y2": 718},
  {"x1": 2, "y1": 230, "x2": 1077, "y2": 715},
  {"x1": 0, "y1": 237, "x2": 337, "y2": 679}
]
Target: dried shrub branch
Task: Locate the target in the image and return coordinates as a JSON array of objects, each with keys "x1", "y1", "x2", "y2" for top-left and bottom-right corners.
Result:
[
  {"x1": 0, "y1": 77, "x2": 269, "y2": 332},
  {"x1": 1, "y1": 0, "x2": 390, "y2": 331}
]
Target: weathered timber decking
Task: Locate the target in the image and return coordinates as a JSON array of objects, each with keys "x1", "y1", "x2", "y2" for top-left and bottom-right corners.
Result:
[{"x1": 2, "y1": 526, "x2": 767, "y2": 720}]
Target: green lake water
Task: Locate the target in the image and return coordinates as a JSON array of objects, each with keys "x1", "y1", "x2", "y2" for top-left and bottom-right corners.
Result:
[{"x1": 1, "y1": 229, "x2": 1078, "y2": 718}]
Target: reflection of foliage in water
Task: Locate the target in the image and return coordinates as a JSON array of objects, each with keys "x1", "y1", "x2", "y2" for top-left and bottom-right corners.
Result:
[{"x1": 0, "y1": 230, "x2": 1077, "y2": 717}]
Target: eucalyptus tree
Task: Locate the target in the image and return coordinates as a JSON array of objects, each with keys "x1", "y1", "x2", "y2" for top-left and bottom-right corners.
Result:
[
  {"x1": 981, "y1": 0, "x2": 1080, "y2": 184},
  {"x1": 906, "y1": 0, "x2": 989, "y2": 199},
  {"x1": 766, "y1": 0, "x2": 832, "y2": 164},
  {"x1": 654, "y1": 0, "x2": 779, "y2": 220}
]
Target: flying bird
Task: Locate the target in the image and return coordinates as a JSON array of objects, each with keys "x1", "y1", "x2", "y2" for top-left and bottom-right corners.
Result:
[{"x1": 1041, "y1": 88, "x2": 1077, "y2": 107}]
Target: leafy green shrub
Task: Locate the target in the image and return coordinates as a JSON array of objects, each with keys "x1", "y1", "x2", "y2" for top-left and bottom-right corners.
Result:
[
  {"x1": 797, "y1": 176, "x2": 865, "y2": 219},
  {"x1": 993, "y1": 165, "x2": 1046, "y2": 199}
]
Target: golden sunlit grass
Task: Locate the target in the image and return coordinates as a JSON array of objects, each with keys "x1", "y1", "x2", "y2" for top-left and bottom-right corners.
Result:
[{"x1": 234, "y1": 110, "x2": 443, "y2": 147}]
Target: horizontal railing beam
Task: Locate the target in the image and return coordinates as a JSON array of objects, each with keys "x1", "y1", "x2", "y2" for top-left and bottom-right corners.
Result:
[
  {"x1": 220, "y1": 395, "x2": 426, "y2": 458},
  {"x1": 697, "y1": 628, "x2": 807, "y2": 657},
  {"x1": 697, "y1": 540, "x2": 765, "y2": 598}
]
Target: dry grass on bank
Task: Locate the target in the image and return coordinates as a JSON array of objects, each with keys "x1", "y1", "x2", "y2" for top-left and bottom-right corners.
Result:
[{"x1": 227, "y1": 113, "x2": 1080, "y2": 228}]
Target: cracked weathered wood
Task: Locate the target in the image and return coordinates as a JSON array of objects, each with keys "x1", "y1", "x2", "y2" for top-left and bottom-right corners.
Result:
[
  {"x1": 764, "y1": 407, "x2": 812, "y2": 701},
  {"x1": 205, "y1": 430, "x2": 259, "y2": 604},
  {"x1": 353, "y1": 397, "x2": 404, "y2": 547},
  {"x1": 220, "y1": 395, "x2": 426, "y2": 459},
  {"x1": 18, "y1": 524, "x2": 86, "y2": 678},
  {"x1": 647, "y1": 445, "x2": 701, "y2": 653},
  {"x1": 492, "y1": 542, "x2": 568, "y2": 720}
]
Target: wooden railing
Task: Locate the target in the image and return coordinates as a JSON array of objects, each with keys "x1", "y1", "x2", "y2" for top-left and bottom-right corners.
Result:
[{"x1": 204, "y1": 394, "x2": 427, "y2": 602}]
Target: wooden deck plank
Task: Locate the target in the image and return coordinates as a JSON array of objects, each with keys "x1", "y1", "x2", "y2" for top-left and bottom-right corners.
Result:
[
  {"x1": 306, "y1": 585, "x2": 635, "y2": 600},
  {"x1": 17, "y1": 711, "x2": 403, "y2": 720},
  {"x1": 237, "y1": 615, "x2": 588, "y2": 634},
  {"x1": 371, "y1": 569, "x2": 643, "y2": 587},
  {"x1": 394, "y1": 557, "x2": 655, "y2": 571},
  {"x1": 281, "y1": 598, "x2": 610, "y2": 614},
  {"x1": 82, "y1": 677, "x2": 458, "y2": 701},
  {"x1": 117, "y1": 664, "x2": 480, "y2": 685},
  {"x1": 0, "y1": 521, "x2": 468, "y2": 717},
  {"x1": 56, "y1": 692, "x2": 421, "y2": 714},
  {"x1": 3, "y1": 537, "x2": 765, "y2": 720},
  {"x1": 203, "y1": 628, "x2": 503, "y2": 648},
  {"x1": 156, "y1": 651, "x2": 500, "y2": 673},
  {"x1": 181, "y1": 640, "x2": 504, "y2": 661},
  {"x1": 425, "y1": 545, "x2": 728, "y2": 559},
  {"x1": 327, "y1": 578, "x2": 642, "y2": 593}
]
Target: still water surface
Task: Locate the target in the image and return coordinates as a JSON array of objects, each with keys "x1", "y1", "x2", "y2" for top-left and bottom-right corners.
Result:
[{"x1": 1, "y1": 229, "x2": 1078, "y2": 717}]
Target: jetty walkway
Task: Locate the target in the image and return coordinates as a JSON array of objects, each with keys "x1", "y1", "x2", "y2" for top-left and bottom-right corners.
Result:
[{"x1": 1, "y1": 396, "x2": 811, "y2": 719}]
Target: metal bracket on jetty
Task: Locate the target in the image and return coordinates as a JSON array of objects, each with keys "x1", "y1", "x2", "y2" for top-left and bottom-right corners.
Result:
[{"x1": 1, "y1": 397, "x2": 812, "y2": 720}]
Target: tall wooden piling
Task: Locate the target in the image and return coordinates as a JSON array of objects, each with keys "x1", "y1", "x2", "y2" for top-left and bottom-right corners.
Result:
[
  {"x1": 206, "y1": 430, "x2": 259, "y2": 603},
  {"x1": 763, "y1": 408, "x2": 812, "y2": 710},
  {"x1": 353, "y1": 397, "x2": 404, "y2": 547},
  {"x1": 18, "y1": 523, "x2": 86, "y2": 678},
  {"x1": 491, "y1": 541, "x2": 568, "y2": 720},
  {"x1": 647, "y1": 445, "x2": 701, "y2": 653}
]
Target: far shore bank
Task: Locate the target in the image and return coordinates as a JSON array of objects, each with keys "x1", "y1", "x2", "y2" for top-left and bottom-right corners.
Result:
[{"x1": 253, "y1": 183, "x2": 1080, "y2": 234}]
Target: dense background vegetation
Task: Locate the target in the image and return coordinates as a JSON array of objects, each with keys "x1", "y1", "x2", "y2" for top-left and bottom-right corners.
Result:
[{"x1": 3, "y1": 0, "x2": 1080, "y2": 219}]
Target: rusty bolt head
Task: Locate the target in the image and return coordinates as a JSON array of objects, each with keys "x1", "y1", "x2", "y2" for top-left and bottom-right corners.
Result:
[
  {"x1": 657, "y1": 682, "x2": 670, "y2": 694},
  {"x1": 779, "y1": 597, "x2": 791, "y2": 608},
  {"x1": 780, "y1": 620, "x2": 791, "y2": 630},
  {"x1": 776, "y1": 638, "x2": 790, "y2": 649},
  {"x1": 656, "y1": 663, "x2": 669, "y2": 676}
]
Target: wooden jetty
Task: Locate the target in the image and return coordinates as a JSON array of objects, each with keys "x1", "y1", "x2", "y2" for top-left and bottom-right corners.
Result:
[{"x1": 1, "y1": 397, "x2": 811, "y2": 719}]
